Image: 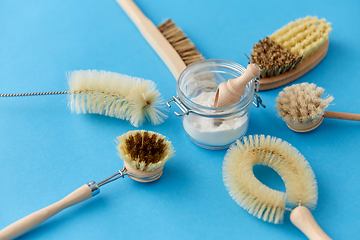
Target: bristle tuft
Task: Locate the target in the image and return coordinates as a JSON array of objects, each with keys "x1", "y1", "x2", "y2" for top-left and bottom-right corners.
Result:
[
  {"x1": 117, "y1": 130, "x2": 174, "y2": 171},
  {"x1": 250, "y1": 37, "x2": 302, "y2": 78},
  {"x1": 158, "y1": 19, "x2": 204, "y2": 66},
  {"x1": 275, "y1": 82, "x2": 333, "y2": 123},
  {"x1": 223, "y1": 135, "x2": 318, "y2": 224},
  {"x1": 67, "y1": 70, "x2": 167, "y2": 127},
  {"x1": 250, "y1": 16, "x2": 331, "y2": 77}
]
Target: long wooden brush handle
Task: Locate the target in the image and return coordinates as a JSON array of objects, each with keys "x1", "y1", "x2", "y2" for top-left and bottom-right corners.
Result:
[
  {"x1": 290, "y1": 206, "x2": 331, "y2": 240},
  {"x1": 324, "y1": 111, "x2": 360, "y2": 121},
  {"x1": 0, "y1": 184, "x2": 93, "y2": 240},
  {"x1": 116, "y1": 0, "x2": 186, "y2": 80}
]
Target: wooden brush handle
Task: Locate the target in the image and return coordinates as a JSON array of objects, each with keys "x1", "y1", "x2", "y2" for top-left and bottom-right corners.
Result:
[
  {"x1": 0, "y1": 184, "x2": 93, "y2": 240},
  {"x1": 116, "y1": 0, "x2": 186, "y2": 80},
  {"x1": 324, "y1": 111, "x2": 360, "y2": 121},
  {"x1": 290, "y1": 206, "x2": 331, "y2": 240}
]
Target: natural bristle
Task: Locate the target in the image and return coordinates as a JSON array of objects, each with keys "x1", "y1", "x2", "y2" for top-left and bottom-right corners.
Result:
[
  {"x1": 117, "y1": 130, "x2": 174, "y2": 172},
  {"x1": 250, "y1": 37, "x2": 302, "y2": 78},
  {"x1": 275, "y1": 83, "x2": 334, "y2": 123},
  {"x1": 67, "y1": 70, "x2": 167, "y2": 127},
  {"x1": 223, "y1": 135, "x2": 318, "y2": 224},
  {"x1": 250, "y1": 16, "x2": 332, "y2": 78},
  {"x1": 158, "y1": 19, "x2": 204, "y2": 66}
]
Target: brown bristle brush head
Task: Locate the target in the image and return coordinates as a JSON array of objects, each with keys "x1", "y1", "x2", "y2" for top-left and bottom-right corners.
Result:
[
  {"x1": 249, "y1": 16, "x2": 332, "y2": 90},
  {"x1": 157, "y1": 19, "x2": 205, "y2": 67},
  {"x1": 250, "y1": 37, "x2": 302, "y2": 78},
  {"x1": 117, "y1": 130, "x2": 174, "y2": 181},
  {"x1": 275, "y1": 82, "x2": 333, "y2": 131},
  {"x1": 223, "y1": 135, "x2": 331, "y2": 239}
]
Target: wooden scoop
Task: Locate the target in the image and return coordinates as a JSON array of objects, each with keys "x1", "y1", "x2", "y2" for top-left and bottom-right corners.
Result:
[{"x1": 214, "y1": 63, "x2": 261, "y2": 108}]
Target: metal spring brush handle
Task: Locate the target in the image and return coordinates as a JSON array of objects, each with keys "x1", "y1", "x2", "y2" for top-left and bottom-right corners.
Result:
[
  {"x1": 0, "y1": 91, "x2": 69, "y2": 97},
  {"x1": 0, "y1": 168, "x2": 161, "y2": 240}
]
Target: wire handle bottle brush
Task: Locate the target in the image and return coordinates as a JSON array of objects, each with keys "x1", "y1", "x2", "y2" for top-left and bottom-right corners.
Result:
[
  {"x1": 0, "y1": 130, "x2": 174, "y2": 240},
  {"x1": 275, "y1": 82, "x2": 360, "y2": 132},
  {"x1": 223, "y1": 135, "x2": 331, "y2": 239},
  {"x1": 0, "y1": 70, "x2": 167, "y2": 127}
]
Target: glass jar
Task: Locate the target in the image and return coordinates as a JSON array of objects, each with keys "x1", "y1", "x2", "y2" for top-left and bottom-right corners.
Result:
[{"x1": 167, "y1": 59, "x2": 264, "y2": 150}]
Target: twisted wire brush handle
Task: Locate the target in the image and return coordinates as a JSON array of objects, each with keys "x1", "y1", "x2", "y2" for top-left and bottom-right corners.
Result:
[
  {"x1": 0, "y1": 91, "x2": 69, "y2": 97},
  {"x1": 290, "y1": 206, "x2": 331, "y2": 240}
]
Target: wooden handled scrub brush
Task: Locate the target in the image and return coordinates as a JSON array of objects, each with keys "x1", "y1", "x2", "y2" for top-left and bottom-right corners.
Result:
[
  {"x1": 0, "y1": 70, "x2": 167, "y2": 127},
  {"x1": 223, "y1": 135, "x2": 331, "y2": 239},
  {"x1": 116, "y1": 0, "x2": 217, "y2": 94},
  {"x1": 249, "y1": 16, "x2": 332, "y2": 90},
  {"x1": 275, "y1": 82, "x2": 360, "y2": 132},
  {"x1": 0, "y1": 130, "x2": 174, "y2": 240}
]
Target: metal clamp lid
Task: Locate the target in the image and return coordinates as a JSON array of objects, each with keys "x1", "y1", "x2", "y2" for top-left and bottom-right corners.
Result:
[{"x1": 252, "y1": 77, "x2": 266, "y2": 108}]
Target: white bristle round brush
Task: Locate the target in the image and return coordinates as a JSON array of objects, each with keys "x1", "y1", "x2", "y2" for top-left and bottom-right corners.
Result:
[
  {"x1": 223, "y1": 135, "x2": 331, "y2": 240},
  {"x1": 0, "y1": 70, "x2": 167, "y2": 127},
  {"x1": 0, "y1": 130, "x2": 174, "y2": 240},
  {"x1": 275, "y1": 82, "x2": 360, "y2": 132}
]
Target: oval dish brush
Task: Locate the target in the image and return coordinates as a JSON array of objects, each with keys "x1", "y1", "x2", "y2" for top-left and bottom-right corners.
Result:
[
  {"x1": 275, "y1": 82, "x2": 360, "y2": 132},
  {"x1": 0, "y1": 70, "x2": 167, "y2": 127},
  {"x1": 249, "y1": 16, "x2": 332, "y2": 90},
  {"x1": 223, "y1": 135, "x2": 331, "y2": 239},
  {"x1": 0, "y1": 130, "x2": 174, "y2": 240}
]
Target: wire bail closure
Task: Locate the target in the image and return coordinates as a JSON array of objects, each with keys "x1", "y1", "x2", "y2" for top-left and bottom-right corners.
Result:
[
  {"x1": 252, "y1": 78, "x2": 266, "y2": 108},
  {"x1": 167, "y1": 96, "x2": 192, "y2": 116},
  {"x1": 167, "y1": 78, "x2": 265, "y2": 117}
]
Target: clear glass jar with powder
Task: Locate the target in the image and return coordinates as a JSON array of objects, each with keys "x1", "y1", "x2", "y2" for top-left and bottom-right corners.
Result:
[{"x1": 167, "y1": 59, "x2": 264, "y2": 150}]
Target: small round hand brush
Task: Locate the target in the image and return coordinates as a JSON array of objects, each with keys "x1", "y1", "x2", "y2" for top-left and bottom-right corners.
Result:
[
  {"x1": 0, "y1": 70, "x2": 167, "y2": 127},
  {"x1": 223, "y1": 135, "x2": 331, "y2": 240},
  {"x1": 275, "y1": 82, "x2": 360, "y2": 132},
  {"x1": 0, "y1": 130, "x2": 174, "y2": 240}
]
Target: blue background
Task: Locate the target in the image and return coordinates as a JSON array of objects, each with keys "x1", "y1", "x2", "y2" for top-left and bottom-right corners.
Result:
[{"x1": 1, "y1": 0, "x2": 359, "y2": 239}]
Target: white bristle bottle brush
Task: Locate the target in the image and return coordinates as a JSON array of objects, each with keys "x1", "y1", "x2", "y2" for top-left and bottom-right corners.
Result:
[{"x1": 1, "y1": 70, "x2": 167, "y2": 127}]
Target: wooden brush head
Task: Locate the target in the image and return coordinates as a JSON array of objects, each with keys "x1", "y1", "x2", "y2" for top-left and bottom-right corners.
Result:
[
  {"x1": 275, "y1": 83, "x2": 333, "y2": 127},
  {"x1": 117, "y1": 130, "x2": 174, "y2": 181}
]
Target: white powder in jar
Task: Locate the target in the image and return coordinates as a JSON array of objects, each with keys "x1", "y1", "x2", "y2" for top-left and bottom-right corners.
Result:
[{"x1": 182, "y1": 91, "x2": 249, "y2": 147}]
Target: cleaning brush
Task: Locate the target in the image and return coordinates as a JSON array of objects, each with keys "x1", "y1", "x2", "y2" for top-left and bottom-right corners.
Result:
[
  {"x1": 0, "y1": 130, "x2": 174, "y2": 240},
  {"x1": 0, "y1": 70, "x2": 167, "y2": 127},
  {"x1": 249, "y1": 16, "x2": 332, "y2": 90},
  {"x1": 116, "y1": 0, "x2": 217, "y2": 94},
  {"x1": 275, "y1": 82, "x2": 360, "y2": 132},
  {"x1": 223, "y1": 135, "x2": 331, "y2": 239}
]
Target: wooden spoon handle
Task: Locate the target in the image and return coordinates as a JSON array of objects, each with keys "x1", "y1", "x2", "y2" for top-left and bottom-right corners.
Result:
[
  {"x1": 324, "y1": 111, "x2": 360, "y2": 121},
  {"x1": 290, "y1": 206, "x2": 331, "y2": 240},
  {"x1": 0, "y1": 184, "x2": 93, "y2": 240},
  {"x1": 116, "y1": 0, "x2": 186, "y2": 80}
]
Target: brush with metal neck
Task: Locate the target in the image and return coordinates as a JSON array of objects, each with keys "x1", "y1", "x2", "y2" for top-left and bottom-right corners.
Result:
[{"x1": 0, "y1": 130, "x2": 174, "y2": 240}]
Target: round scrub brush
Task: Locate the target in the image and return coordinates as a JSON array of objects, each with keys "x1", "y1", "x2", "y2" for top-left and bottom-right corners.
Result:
[
  {"x1": 0, "y1": 70, "x2": 167, "y2": 127},
  {"x1": 0, "y1": 130, "x2": 174, "y2": 240},
  {"x1": 249, "y1": 16, "x2": 332, "y2": 90},
  {"x1": 223, "y1": 135, "x2": 331, "y2": 239},
  {"x1": 276, "y1": 82, "x2": 360, "y2": 132}
]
